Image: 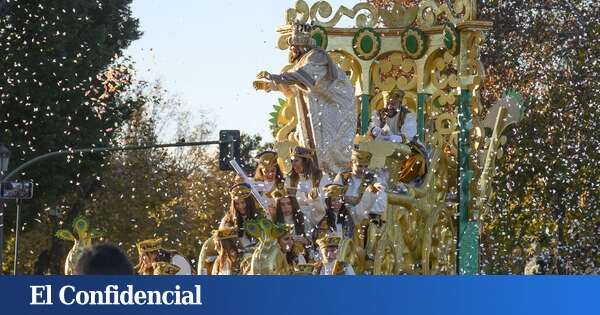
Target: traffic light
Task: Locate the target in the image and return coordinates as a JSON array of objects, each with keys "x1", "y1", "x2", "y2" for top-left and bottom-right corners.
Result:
[
  {"x1": 219, "y1": 130, "x2": 240, "y2": 171},
  {"x1": 0, "y1": 180, "x2": 34, "y2": 199}
]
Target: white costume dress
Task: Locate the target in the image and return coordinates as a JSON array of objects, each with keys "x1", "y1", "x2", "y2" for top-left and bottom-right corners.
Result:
[
  {"x1": 271, "y1": 48, "x2": 356, "y2": 174},
  {"x1": 170, "y1": 254, "x2": 193, "y2": 275},
  {"x1": 249, "y1": 178, "x2": 277, "y2": 214},
  {"x1": 333, "y1": 173, "x2": 387, "y2": 223},
  {"x1": 370, "y1": 110, "x2": 418, "y2": 143},
  {"x1": 284, "y1": 174, "x2": 331, "y2": 228}
]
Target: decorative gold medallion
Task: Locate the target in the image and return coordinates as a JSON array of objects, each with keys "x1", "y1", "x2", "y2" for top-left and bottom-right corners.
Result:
[
  {"x1": 352, "y1": 28, "x2": 381, "y2": 60},
  {"x1": 401, "y1": 27, "x2": 428, "y2": 59},
  {"x1": 443, "y1": 23, "x2": 460, "y2": 56}
]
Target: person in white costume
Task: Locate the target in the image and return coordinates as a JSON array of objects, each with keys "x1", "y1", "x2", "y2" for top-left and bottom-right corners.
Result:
[
  {"x1": 219, "y1": 183, "x2": 260, "y2": 249},
  {"x1": 369, "y1": 88, "x2": 417, "y2": 144},
  {"x1": 369, "y1": 88, "x2": 427, "y2": 185},
  {"x1": 313, "y1": 235, "x2": 354, "y2": 275},
  {"x1": 250, "y1": 150, "x2": 285, "y2": 216},
  {"x1": 272, "y1": 194, "x2": 312, "y2": 237},
  {"x1": 284, "y1": 146, "x2": 331, "y2": 227},
  {"x1": 277, "y1": 228, "x2": 310, "y2": 274},
  {"x1": 312, "y1": 184, "x2": 354, "y2": 242},
  {"x1": 333, "y1": 149, "x2": 387, "y2": 224},
  {"x1": 211, "y1": 227, "x2": 242, "y2": 276},
  {"x1": 135, "y1": 238, "x2": 193, "y2": 275},
  {"x1": 254, "y1": 23, "x2": 356, "y2": 175}
]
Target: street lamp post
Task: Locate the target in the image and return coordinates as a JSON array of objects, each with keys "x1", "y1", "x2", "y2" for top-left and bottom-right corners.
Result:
[{"x1": 0, "y1": 143, "x2": 10, "y2": 275}]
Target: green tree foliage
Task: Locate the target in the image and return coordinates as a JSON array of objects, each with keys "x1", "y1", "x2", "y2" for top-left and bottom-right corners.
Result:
[
  {"x1": 239, "y1": 133, "x2": 274, "y2": 175},
  {"x1": 0, "y1": 0, "x2": 140, "y2": 273},
  {"x1": 79, "y1": 80, "x2": 227, "y2": 271},
  {"x1": 479, "y1": 1, "x2": 600, "y2": 274},
  {"x1": 68, "y1": 81, "x2": 268, "y2": 272},
  {"x1": 7, "y1": 77, "x2": 270, "y2": 273}
]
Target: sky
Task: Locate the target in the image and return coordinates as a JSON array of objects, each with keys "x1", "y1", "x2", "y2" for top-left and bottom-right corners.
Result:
[{"x1": 125, "y1": 0, "x2": 357, "y2": 143}]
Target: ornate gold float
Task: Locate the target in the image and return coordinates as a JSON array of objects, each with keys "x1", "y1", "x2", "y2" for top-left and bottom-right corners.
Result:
[{"x1": 268, "y1": 0, "x2": 521, "y2": 275}]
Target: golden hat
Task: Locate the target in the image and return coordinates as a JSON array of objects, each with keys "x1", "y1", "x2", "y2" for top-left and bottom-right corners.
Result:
[
  {"x1": 351, "y1": 149, "x2": 372, "y2": 164},
  {"x1": 136, "y1": 238, "x2": 163, "y2": 254},
  {"x1": 229, "y1": 183, "x2": 252, "y2": 200},
  {"x1": 271, "y1": 185, "x2": 292, "y2": 199},
  {"x1": 212, "y1": 226, "x2": 238, "y2": 240},
  {"x1": 256, "y1": 150, "x2": 278, "y2": 169},
  {"x1": 288, "y1": 23, "x2": 316, "y2": 47},
  {"x1": 382, "y1": 87, "x2": 405, "y2": 104},
  {"x1": 316, "y1": 235, "x2": 341, "y2": 250},
  {"x1": 152, "y1": 261, "x2": 181, "y2": 275},
  {"x1": 289, "y1": 146, "x2": 315, "y2": 160},
  {"x1": 292, "y1": 240, "x2": 307, "y2": 254},
  {"x1": 323, "y1": 184, "x2": 345, "y2": 199}
]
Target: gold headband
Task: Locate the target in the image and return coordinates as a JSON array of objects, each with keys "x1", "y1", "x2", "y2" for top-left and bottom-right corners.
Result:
[
  {"x1": 136, "y1": 238, "x2": 162, "y2": 254},
  {"x1": 323, "y1": 184, "x2": 345, "y2": 199},
  {"x1": 382, "y1": 88, "x2": 405, "y2": 104},
  {"x1": 230, "y1": 183, "x2": 252, "y2": 200},
  {"x1": 351, "y1": 149, "x2": 372, "y2": 164},
  {"x1": 290, "y1": 146, "x2": 315, "y2": 160},
  {"x1": 294, "y1": 263, "x2": 316, "y2": 275},
  {"x1": 256, "y1": 151, "x2": 278, "y2": 169},
  {"x1": 152, "y1": 262, "x2": 181, "y2": 275},
  {"x1": 316, "y1": 235, "x2": 341, "y2": 250},
  {"x1": 212, "y1": 226, "x2": 238, "y2": 240}
]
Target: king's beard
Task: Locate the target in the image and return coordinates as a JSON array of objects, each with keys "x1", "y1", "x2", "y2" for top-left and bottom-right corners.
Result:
[{"x1": 385, "y1": 108, "x2": 399, "y2": 118}]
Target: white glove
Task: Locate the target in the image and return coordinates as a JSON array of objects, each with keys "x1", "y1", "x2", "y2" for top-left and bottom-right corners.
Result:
[{"x1": 372, "y1": 126, "x2": 383, "y2": 137}]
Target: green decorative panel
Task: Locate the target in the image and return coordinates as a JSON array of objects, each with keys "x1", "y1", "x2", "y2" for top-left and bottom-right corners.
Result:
[
  {"x1": 401, "y1": 27, "x2": 428, "y2": 59},
  {"x1": 417, "y1": 93, "x2": 428, "y2": 142},
  {"x1": 458, "y1": 89, "x2": 479, "y2": 275},
  {"x1": 458, "y1": 221, "x2": 479, "y2": 275},
  {"x1": 406, "y1": 35, "x2": 418, "y2": 54},
  {"x1": 352, "y1": 28, "x2": 381, "y2": 60},
  {"x1": 310, "y1": 26, "x2": 328, "y2": 50},
  {"x1": 443, "y1": 23, "x2": 460, "y2": 56},
  {"x1": 360, "y1": 35, "x2": 373, "y2": 53},
  {"x1": 360, "y1": 94, "x2": 370, "y2": 135}
]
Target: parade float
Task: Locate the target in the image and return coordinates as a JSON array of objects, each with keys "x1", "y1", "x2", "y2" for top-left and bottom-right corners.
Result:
[
  {"x1": 252, "y1": 0, "x2": 522, "y2": 275},
  {"x1": 43, "y1": 0, "x2": 525, "y2": 276}
]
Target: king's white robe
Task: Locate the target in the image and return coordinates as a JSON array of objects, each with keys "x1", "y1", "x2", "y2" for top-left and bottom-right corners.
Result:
[{"x1": 271, "y1": 48, "x2": 356, "y2": 174}]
